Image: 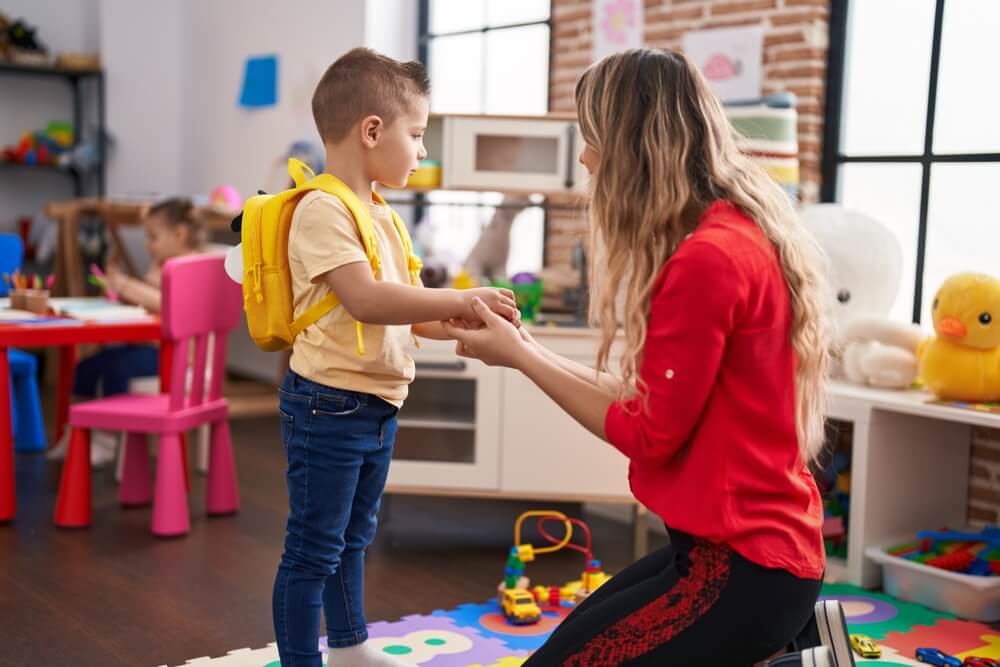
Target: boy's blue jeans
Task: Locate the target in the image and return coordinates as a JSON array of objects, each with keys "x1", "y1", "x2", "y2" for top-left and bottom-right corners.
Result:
[{"x1": 272, "y1": 370, "x2": 398, "y2": 666}]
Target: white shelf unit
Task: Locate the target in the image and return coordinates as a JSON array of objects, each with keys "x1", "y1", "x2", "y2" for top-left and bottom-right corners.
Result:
[
  {"x1": 827, "y1": 380, "x2": 983, "y2": 587},
  {"x1": 385, "y1": 339, "x2": 502, "y2": 491}
]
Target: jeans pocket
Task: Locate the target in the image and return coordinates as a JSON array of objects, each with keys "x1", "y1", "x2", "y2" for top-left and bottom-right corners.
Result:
[
  {"x1": 278, "y1": 409, "x2": 294, "y2": 448},
  {"x1": 313, "y1": 393, "x2": 362, "y2": 417}
]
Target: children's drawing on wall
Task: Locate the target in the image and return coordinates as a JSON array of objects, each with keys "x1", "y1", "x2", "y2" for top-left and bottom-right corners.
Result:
[
  {"x1": 682, "y1": 25, "x2": 764, "y2": 102},
  {"x1": 592, "y1": 0, "x2": 643, "y2": 60},
  {"x1": 239, "y1": 53, "x2": 278, "y2": 108}
]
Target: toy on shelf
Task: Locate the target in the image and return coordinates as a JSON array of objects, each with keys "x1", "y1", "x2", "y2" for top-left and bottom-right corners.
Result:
[
  {"x1": 490, "y1": 272, "x2": 544, "y2": 323},
  {"x1": 209, "y1": 184, "x2": 242, "y2": 214},
  {"x1": 406, "y1": 159, "x2": 441, "y2": 189},
  {"x1": 452, "y1": 270, "x2": 478, "y2": 290},
  {"x1": 800, "y1": 204, "x2": 924, "y2": 389},
  {"x1": 55, "y1": 52, "x2": 99, "y2": 70},
  {"x1": 888, "y1": 526, "x2": 1000, "y2": 577},
  {"x1": 2, "y1": 121, "x2": 73, "y2": 167},
  {"x1": 815, "y1": 429, "x2": 851, "y2": 560},
  {"x1": 1, "y1": 17, "x2": 50, "y2": 65},
  {"x1": 498, "y1": 510, "x2": 612, "y2": 626},
  {"x1": 918, "y1": 272, "x2": 1000, "y2": 403}
]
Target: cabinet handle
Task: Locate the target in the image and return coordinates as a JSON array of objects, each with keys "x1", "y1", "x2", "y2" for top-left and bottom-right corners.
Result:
[
  {"x1": 564, "y1": 124, "x2": 577, "y2": 190},
  {"x1": 415, "y1": 360, "x2": 468, "y2": 372}
]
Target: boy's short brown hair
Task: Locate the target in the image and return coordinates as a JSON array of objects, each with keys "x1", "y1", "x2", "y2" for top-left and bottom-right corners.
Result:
[{"x1": 312, "y1": 47, "x2": 430, "y2": 145}]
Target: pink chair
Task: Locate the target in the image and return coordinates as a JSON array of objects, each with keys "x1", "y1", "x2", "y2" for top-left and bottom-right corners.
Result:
[{"x1": 54, "y1": 254, "x2": 242, "y2": 536}]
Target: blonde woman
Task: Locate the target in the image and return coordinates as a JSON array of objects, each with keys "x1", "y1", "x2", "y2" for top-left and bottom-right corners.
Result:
[{"x1": 445, "y1": 49, "x2": 850, "y2": 666}]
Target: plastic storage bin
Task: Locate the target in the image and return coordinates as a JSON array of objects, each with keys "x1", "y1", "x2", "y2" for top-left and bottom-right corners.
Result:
[{"x1": 866, "y1": 545, "x2": 1000, "y2": 621}]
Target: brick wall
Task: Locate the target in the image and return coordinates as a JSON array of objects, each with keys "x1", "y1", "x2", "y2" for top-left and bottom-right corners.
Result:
[
  {"x1": 969, "y1": 428, "x2": 1000, "y2": 526},
  {"x1": 546, "y1": 0, "x2": 1000, "y2": 529},
  {"x1": 545, "y1": 0, "x2": 829, "y2": 270}
]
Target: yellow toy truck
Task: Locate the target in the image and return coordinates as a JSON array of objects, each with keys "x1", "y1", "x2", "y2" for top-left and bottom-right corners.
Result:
[{"x1": 500, "y1": 588, "x2": 542, "y2": 625}]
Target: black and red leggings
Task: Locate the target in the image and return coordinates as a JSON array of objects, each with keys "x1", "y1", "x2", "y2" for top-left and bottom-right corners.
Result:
[{"x1": 523, "y1": 528, "x2": 822, "y2": 666}]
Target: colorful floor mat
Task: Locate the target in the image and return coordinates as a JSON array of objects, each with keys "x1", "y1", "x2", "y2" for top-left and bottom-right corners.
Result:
[{"x1": 167, "y1": 585, "x2": 993, "y2": 666}]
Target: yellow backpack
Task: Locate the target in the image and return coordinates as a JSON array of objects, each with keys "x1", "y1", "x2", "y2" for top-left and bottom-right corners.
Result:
[{"x1": 239, "y1": 158, "x2": 422, "y2": 353}]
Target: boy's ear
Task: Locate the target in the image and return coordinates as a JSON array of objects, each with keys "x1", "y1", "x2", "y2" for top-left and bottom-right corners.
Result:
[{"x1": 360, "y1": 115, "x2": 383, "y2": 148}]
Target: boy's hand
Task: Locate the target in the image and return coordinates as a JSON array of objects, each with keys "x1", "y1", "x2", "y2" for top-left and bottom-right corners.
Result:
[{"x1": 460, "y1": 287, "x2": 520, "y2": 326}]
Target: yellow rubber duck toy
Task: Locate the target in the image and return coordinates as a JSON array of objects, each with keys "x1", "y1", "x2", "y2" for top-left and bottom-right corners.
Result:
[{"x1": 918, "y1": 272, "x2": 1000, "y2": 402}]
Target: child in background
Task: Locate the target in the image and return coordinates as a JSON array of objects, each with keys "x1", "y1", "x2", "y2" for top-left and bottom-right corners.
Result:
[{"x1": 47, "y1": 198, "x2": 204, "y2": 465}]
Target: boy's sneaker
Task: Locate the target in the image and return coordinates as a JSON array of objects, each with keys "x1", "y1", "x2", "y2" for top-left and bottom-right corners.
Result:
[
  {"x1": 766, "y1": 646, "x2": 836, "y2": 667},
  {"x1": 793, "y1": 600, "x2": 856, "y2": 667}
]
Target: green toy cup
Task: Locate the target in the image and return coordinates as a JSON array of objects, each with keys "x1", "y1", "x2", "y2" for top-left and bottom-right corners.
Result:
[{"x1": 492, "y1": 276, "x2": 543, "y2": 322}]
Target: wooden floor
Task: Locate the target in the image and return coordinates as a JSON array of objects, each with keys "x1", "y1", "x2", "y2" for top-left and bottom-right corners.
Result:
[{"x1": 0, "y1": 413, "x2": 663, "y2": 667}]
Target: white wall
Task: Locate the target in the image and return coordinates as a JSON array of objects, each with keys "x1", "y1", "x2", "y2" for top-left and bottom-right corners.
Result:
[
  {"x1": 1, "y1": 0, "x2": 418, "y2": 274},
  {"x1": 0, "y1": 0, "x2": 100, "y2": 233},
  {"x1": 365, "y1": 0, "x2": 419, "y2": 63},
  {"x1": 180, "y1": 0, "x2": 367, "y2": 198},
  {"x1": 100, "y1": 0, "x2": 184, "y2": 195}
]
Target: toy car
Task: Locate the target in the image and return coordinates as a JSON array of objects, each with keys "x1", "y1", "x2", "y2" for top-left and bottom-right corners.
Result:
[
  {"x1": 915, "y1": 647, "x2": 961, "y2": 666},
  {"x1": 850, "y1": 634, "x2": 881, "y2": 659},
  {"x1": 500, "y1": 588, "x2": 541, "y2": 625},
  {"x1": 963, "y1": 658, "x2": 1000, "y2": 667}
]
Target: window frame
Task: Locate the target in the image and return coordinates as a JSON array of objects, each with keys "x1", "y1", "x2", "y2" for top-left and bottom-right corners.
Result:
[
  {"x1": 417, "y1": 0, "x2": 554, "y2": 114},
  {"x1": 821, "y1": 0, "x2": 1000, "y2": 323},
  {"x1": 412, "y1": 0, "x2": 557, "y2": 273}
]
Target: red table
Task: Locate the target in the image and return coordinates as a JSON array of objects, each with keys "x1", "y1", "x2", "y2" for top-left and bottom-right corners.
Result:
[{"x1": 0, "y1": 318, "x2": 169, "y2": 522}]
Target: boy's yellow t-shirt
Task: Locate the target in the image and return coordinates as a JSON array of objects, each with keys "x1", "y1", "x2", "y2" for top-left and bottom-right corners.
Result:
[{"x1": 287, "y1": 190, "x2": 416, "y2": 407}]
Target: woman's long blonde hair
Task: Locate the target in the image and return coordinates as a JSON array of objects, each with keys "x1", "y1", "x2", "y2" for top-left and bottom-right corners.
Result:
[{"x1": 576, "y1": 48, "x2": 829, "y2": 464}]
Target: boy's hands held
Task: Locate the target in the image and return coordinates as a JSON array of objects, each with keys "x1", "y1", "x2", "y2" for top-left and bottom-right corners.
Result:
[{"x1": 459, "y1": 287, "x2": 521, "y2": 327}]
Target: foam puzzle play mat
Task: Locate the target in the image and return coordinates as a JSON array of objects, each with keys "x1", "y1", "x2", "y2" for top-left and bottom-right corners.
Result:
[{"x1": 162, "y1": 583, "x2": 1000, "y2": 666}]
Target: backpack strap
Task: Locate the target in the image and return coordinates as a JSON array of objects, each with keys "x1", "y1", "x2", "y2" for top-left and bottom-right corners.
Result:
[
  {"x1": 288, "y1": 293, "x2": 339, "y2": 339},
  {"x1": 287, "y1": 160, "x2": 424, "y2": 354},
  {"x1": 288, "y1": 158, "x2": 316, "y2": 187},
  {"x1": 374, "y1": 192, "x2": 424, "y2": 350},
  {"x1": 373, "y1": 190, "x2": 423, "y2": 287}
]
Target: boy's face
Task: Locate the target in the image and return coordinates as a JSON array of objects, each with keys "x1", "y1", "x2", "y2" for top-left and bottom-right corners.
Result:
[{"x1": 368, "y1": 95, "x2": 429, "y2": 189}]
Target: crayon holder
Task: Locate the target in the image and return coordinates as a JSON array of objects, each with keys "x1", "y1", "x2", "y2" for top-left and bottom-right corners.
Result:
[
  {"x1": 21, "y1": 289, "x2": 50, "y2": 315},
  {"x1": 9, "y1": 289, "x2": 27, "y2": 311}
]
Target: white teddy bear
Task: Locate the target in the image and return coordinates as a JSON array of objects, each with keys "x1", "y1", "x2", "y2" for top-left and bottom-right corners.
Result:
[{"x1": 799, "y1": 204, "x2": 924, "y2": 389}]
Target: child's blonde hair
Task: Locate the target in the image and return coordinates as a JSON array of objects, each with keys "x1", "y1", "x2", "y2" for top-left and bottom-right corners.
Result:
[{"x1": 575, "y1": 48, "x2": 829, "y2": 464}]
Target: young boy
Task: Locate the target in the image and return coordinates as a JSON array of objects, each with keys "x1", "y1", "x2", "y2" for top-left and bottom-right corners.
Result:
[{"x1": 271, "y1": 48, "x2": 518, "y2": 667}]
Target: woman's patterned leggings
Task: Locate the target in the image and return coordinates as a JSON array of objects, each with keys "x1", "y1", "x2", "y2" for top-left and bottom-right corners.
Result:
[{"x1": 523, "y1": 528, "x2": 822, "y2": 667}]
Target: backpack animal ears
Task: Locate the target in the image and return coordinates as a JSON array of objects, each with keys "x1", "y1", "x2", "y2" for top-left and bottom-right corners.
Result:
[{"x1": 229, "y1": 190, "x2": 268, "y2": 233}]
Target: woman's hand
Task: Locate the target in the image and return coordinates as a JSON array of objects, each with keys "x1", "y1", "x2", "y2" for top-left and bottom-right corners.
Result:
[
  {"x1": 442, "y1": 298, "x2": 535, "y2": 369},
  {"x1": 459, "y1": 287, "x2": 520, "y2": 327}
]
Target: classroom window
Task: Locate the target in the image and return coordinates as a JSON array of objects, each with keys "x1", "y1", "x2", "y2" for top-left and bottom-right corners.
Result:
[
  {"x1": 822, "y1": 0, "x2": 1000, "y2": 323},
  {"x1": 416, "y1": 1, "x2": 552, "y2": 278}
]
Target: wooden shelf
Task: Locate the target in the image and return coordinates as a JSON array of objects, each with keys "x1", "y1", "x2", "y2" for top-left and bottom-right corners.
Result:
[
  {"x1": 0, "y1": 161, "x2": 97, "y2": 177},
  {"x1": 830, "y1": 380, "x2": 1000, "y2": 430},
  {"x1": 0, "y1": 61, "x2": 102, "y2": 80},
  {"x1": 1, "y1": 58, "x2": 105, "y2": 199}
]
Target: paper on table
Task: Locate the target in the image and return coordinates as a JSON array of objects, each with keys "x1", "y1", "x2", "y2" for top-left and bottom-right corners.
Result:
[
  {"x1": 0, "y1": 308, "x2": 47, "y2": 321},
  {"x1": 50, "y1": 298, "x2": 152, "y2": 322}
]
